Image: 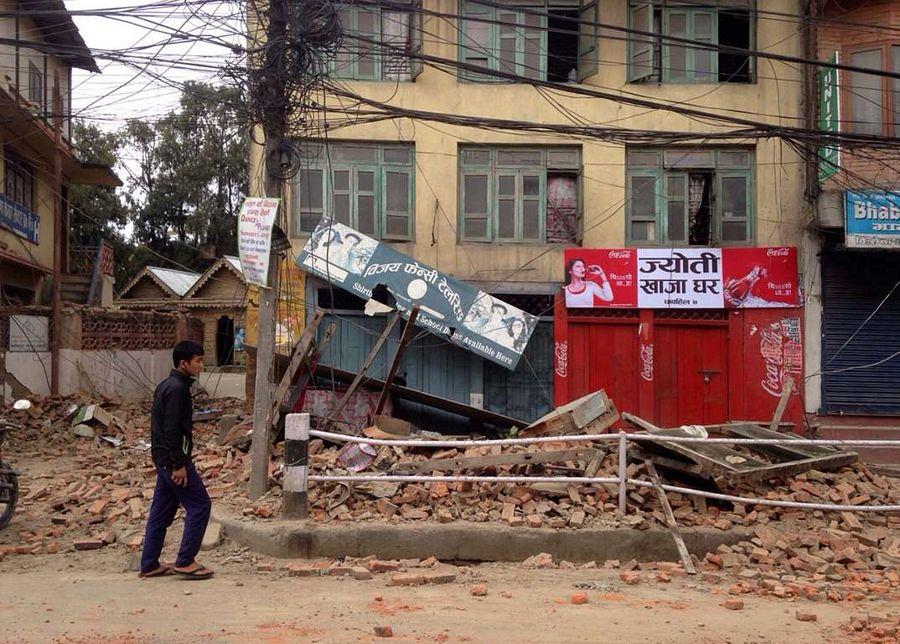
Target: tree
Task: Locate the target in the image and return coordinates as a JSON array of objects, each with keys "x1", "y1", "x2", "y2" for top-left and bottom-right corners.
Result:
[
  {"x1": 126, "y1": 82, "x2": 248, "y2": 271},
  {"x1": 69, "y1": 83, "x2": 248, "y2": 288},
  {"x1": 68, "y1": 122, "x2": 135, "y2": 286}
]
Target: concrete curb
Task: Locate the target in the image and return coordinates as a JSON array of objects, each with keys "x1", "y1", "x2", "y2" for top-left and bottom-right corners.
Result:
[{"x1": 213, "y1": 512, "x2": 748, "y2": 563}]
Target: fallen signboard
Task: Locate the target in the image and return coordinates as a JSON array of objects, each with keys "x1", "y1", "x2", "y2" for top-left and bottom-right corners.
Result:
[{"x1": 297, "y1": 218, "x2": 538, "y2": 369}]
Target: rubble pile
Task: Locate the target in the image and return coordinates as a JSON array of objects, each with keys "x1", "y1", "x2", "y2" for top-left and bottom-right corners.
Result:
[
  {"x1": 305, "y1": 439, "x2": 898, "y2": 525},
  {"x1": 1, "y1": 395, "x2": 898, "y2": 603},
  {"x1": 0, "y1": 394, "x2": 249, "y2": 559}
]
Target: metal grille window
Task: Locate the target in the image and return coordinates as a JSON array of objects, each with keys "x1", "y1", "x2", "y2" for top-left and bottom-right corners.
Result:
[
  {"x1": 626, "y1": 147, "x2": 754, "y2": 246},
  {"x1": 292, "y1": 143, "x2": 414, "y2": 240},
  {"x1": 459, "y1": 1, "x2": 598, "y2": 83},
  {"x1": 4, "y1": 149, "x2": 34, "y2": 212},
  {"x1": 459, "y1": 146, "x2": 581, "y2": 243},
  {"x1": 330, "y1": 1, "x2": 423, "y2": 81},
  {"x1": 628, "y1": 1, "x2": 753, "y2": 84}
]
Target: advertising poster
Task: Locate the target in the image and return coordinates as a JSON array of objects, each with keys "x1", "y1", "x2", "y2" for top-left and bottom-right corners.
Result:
[
  {"x1": 844, "y1": 191, "x2": 900, "y2": 249},
  {"x1": 564, "y1": 247, "x2": 799, "y2": 309},
  {"x1": 298, "y1": 219, "x2": 538, "y2": 370},
  {"x1": 237, "y1": 197, "x2": 280, "y2": 287},
  {"x1": 563, "y1": 250, "x2": 637, "y2": 307}
]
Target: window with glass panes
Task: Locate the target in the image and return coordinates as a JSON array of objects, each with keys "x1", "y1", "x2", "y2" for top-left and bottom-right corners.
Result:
[
  {"x1": 292, "y1": 143, "x2": 414, "y2": 240},
  {"x1": 458, "y1": 1, "x2": 598, "y2": 83},
  {"x1": 845, "y1": 44, "x2": 900, "y2": 136},
  {"x1": 330, "y1": 1, "x2": 423, "y2": 81},
  {"x1": 459, "y1": 146, "x2": 581, "y2": 243},
  {"x1": 4, "y1": 149, "x2": 34, "y2": 212},
  {"x1": 628, "y1": 1, "x2": 753, "y2": 84},
  {"x1": 626, "y1": 148, "x2": 753, "y2": 246}
]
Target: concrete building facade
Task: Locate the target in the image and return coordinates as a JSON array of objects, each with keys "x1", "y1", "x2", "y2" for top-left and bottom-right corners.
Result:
[{"x1": 249, "y1": 0, "x2": 812, "y2": 427}]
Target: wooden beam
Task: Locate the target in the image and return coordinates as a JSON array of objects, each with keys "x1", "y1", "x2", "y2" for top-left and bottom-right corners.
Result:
[
  {"x1": 313, "y1": 363, "x2": 526, "y2": 429},
  {"x1": 327, "y1": 313, "x2": 399, "y2": 430},
  {"x1": 768, "y1": 376, "x2": 793, "y2": 433},
  {"x1": 645, "y1": 461, "x2": 696, "y2": 575},
  {"x1": 272, "y1": 322, "x2": 336, "y2": 434},
  {"x1": 268, "y1": 312, "x2": 326, "y2": 429},
  {"x1": 375, "y1": 306, "x2": 419, "y2": 417},
  {"x1": 395, "y1": 448, "x2": 597, "y2": 474}
]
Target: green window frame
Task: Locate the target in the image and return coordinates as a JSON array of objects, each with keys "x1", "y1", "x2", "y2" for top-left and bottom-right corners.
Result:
[
  {"x1": 625, "y1": 148, "x2": 754, "y2": 247},
  {"x1": 459, "y1": 146, "x2": 580, "y2": 243},
  {"x1": 627, "y1": 1, "x2": 753, "y2": 84},
  {"x1": 293, "y1": 143, "x2": 415, "y2": 241},
  {"x1": 330, "y1": 1, "x2": 423, "y2": 81},
  {"x1": 458, "y1": 1, "x2": 598, "y2": 83}
]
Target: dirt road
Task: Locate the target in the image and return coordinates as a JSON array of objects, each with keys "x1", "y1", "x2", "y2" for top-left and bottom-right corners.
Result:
[{"x1": 0, "y1": 546, "x2": 884, "y2": 643}]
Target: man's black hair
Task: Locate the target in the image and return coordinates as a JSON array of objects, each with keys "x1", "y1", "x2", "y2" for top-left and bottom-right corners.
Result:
[{"x1": 173, "y1": 340, "x2": 204, "y2": 368}]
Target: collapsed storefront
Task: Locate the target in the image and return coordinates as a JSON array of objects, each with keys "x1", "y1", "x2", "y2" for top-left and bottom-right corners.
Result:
[{"x1": 553, "y1": 247, "x2": 806, "y2": 430}]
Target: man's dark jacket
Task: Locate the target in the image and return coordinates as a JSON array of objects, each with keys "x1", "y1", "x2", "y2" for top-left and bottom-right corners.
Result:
[{"x1": 150, "y1": 369, "x2": 194, "y2": 468}]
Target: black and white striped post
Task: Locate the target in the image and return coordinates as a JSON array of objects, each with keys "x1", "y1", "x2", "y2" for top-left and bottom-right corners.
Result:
[{"x1": 283, "y1": 412, "x2": 309, "y2": 519}]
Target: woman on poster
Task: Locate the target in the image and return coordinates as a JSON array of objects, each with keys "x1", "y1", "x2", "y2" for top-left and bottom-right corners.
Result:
[{"x1": 564, "y1": 258, "x2": 614, "y2": 307}]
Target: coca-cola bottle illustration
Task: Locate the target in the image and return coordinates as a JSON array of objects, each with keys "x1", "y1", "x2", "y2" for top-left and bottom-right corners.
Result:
[{"x1": 724, "y1": 266, "x2": 766, "y2": 307}]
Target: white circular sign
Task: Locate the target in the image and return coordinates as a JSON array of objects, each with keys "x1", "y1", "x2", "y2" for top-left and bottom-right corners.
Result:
[{"x1": 407, "y1": 279, "x2": 428, "y2": 300}]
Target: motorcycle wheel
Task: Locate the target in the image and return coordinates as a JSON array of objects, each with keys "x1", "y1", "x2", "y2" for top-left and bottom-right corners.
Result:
[{"x1": 0, "y1": 462, "x2": 18, "y2": 530}]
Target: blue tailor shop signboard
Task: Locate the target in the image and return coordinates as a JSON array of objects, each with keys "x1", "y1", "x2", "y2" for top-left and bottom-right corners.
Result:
[
  {"x1": 297, "y1": 219, "x2": 538, "y2": 370},
  {"x1": 844, "y1": 191, "x2": 900, "y2": 249}
]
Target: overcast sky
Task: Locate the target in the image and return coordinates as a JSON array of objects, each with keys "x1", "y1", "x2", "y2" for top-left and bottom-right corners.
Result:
[{"x1": 69, "y1": 0, "x2": 240, "y2": 129}]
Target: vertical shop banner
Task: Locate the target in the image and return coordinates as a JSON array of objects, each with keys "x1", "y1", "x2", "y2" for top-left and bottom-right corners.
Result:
[
  {"x1": 237, "y1": 197, "x2": 280, "y2": 287},
  {"x1": 818, "y1": 52, "x2": 840, "y2": 183},
  {"x1": 564, "y1": 247, "x2": 798, "y2": 309},
  {"x1": 844, "y1": 191, "x2": 900, "y2": 249},
  {"x1": 298, "y1": 219, "x2": 538, "y2": 369}
]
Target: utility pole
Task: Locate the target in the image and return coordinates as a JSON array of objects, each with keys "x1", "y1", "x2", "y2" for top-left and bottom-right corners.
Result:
[
  {"x1": 50, "y1": 71, "x2": 62, "y2": 396},
  {"x1": 248, "y1": 0, "x2": 289, "y2": 500}
]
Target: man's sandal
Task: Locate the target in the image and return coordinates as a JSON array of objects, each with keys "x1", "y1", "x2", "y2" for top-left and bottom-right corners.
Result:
[
  {"x1": 173, "y1": 564, "x2": 214, "y2": 580},
  {"x1": 138, "y1": 564, "x2": 173, "y2": 579}
]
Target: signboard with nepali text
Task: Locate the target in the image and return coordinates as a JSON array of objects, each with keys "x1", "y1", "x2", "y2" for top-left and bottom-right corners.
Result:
[
  {"x1": 237, "y1": 197, "x2": 279, "y2": 287},
  {"x1": 0, "y1": 193, "x2": 39, "y2": 243},
  {"x1": 844, "y1": 190, "x2": 900, "y2": 249},
  {"x1": 297, "y1": 219, "x2": 537, "y2": 370},
  {"x1": 563, "y1": 247, "x2": 799, "y2": 309}
]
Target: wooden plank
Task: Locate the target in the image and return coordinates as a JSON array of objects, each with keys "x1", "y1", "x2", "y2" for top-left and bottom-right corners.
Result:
[
  {"x1": 720, "y1": 422, "x2": 859, "y2": 462},
  {"x1": 395, "y1": 448, "x2": 597, "y2": 474},
  {"x1": 521, "y1": 390, "x2": 618, "y2": 437},
  {"x1": 721, "y1": 453, "x2": 860, "y2": 485},
  {"x1": 326, "y1": 313, "x2": 399, "y2": 430},
  {"x1": 631, "y1": 447, "x2": 704, "y2": 477},
  {"x1": 272, "y1": 323, "x2": 337, "y2": 433},
  {"x1": 645, "y1": 461, "x2": 696, "y2": 575},
  {"x1": 313, "y1": 363, "x2": 526, "y2": 430},
  {"x1": 768, "y1": 376, "x2": 793, "y2": 433},
  {"x1": 374, "y1": 307, "x2": 419, "y2": 417},
  {"x1": 270, "y1": 311, "x2": 325, "y2": 418}
]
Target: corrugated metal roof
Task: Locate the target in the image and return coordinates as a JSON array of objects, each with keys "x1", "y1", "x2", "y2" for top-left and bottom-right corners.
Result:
[
  {"x1": 147, "y1": 267, "x2": 202, "y2": 297},
  {"x1": 225, "y1": 255, "x2": 244, "y2": 275}
]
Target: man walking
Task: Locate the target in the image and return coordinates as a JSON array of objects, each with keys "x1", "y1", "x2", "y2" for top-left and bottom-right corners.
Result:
[{"x1": 140, "y1": 340, "x2": 214, "y2": 579}]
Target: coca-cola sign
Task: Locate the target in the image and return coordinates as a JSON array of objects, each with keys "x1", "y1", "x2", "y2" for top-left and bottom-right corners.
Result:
[
  {"x1": 564, "y1": 247, "x2": 798, "y2": 310},
  {"x1": 554, "y1": 340, "x2": 568, "y2": 378},
  {"x1": 758, "y1": 318, "x2": 803, "y2": 398}
]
